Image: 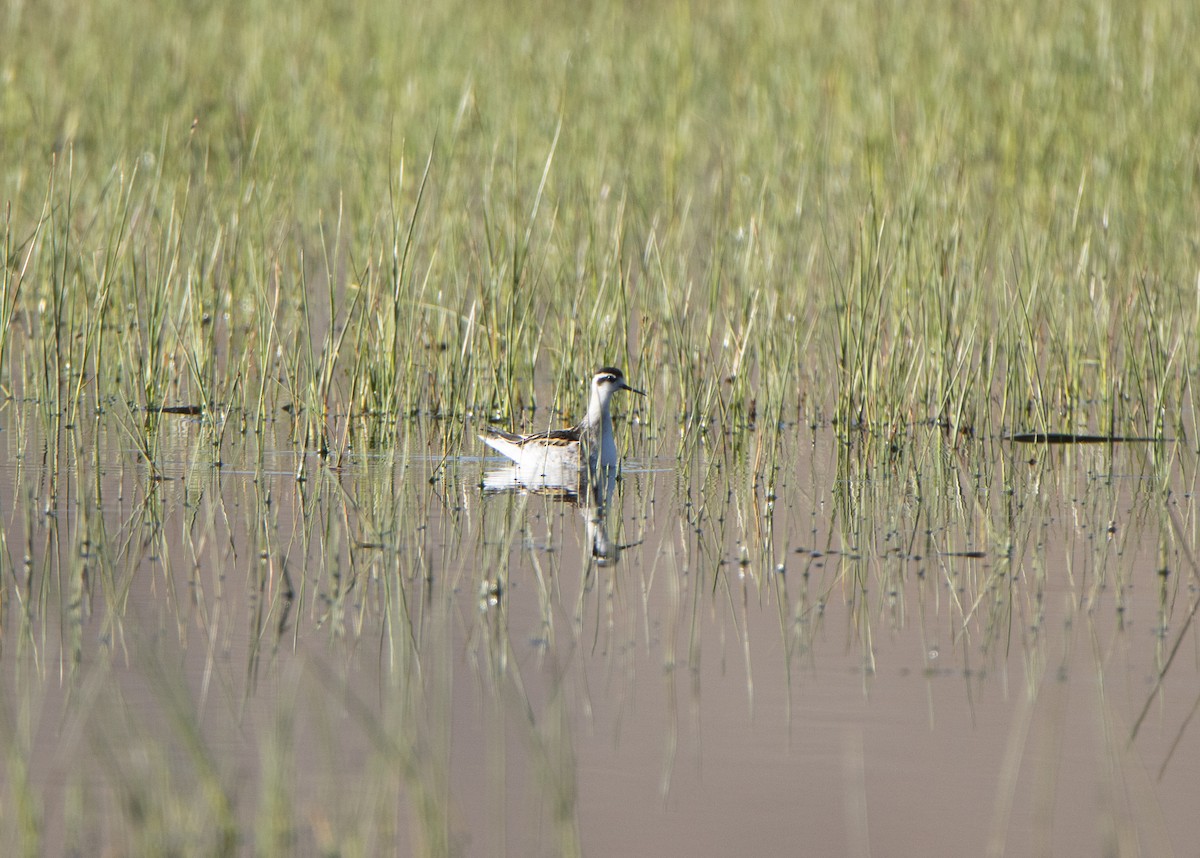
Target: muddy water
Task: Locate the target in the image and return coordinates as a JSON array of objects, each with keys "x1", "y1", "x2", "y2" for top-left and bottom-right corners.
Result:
[{"x1": 1, "y1": 411, "x2": 1198, "y2": 856}]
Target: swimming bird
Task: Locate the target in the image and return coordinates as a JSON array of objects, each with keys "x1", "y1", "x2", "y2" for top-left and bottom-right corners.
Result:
[{"x1": 479, "y1": 367, "x2": 644, "y2": 476}]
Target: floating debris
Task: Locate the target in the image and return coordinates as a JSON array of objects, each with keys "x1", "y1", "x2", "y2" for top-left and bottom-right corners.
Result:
[
  {"x1": 152, "y1": 404, "x2": 205, "y2": 416},
  {"x1": 1007, "y1": 432, "x2": 1165, "y2": 445}
]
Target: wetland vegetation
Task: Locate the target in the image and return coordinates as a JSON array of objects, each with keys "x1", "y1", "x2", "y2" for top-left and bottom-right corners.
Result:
[{"x1": 2, "y1": 0, "x2": 1200, "y2": 854}]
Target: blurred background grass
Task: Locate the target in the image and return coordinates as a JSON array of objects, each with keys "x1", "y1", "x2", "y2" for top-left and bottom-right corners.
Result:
[{"x1": 2, "y1": 0, "x2": 1198, "y2": 445}]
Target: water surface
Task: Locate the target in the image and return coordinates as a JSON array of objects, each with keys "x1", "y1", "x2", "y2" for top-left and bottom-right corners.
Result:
[{"x1": 1, "y1": 410, "x2": 1197, "y2": 856}]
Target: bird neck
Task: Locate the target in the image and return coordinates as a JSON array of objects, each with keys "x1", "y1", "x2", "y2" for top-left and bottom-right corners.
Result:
[
  {"x1": 584, "y1": 393, "x2": 618, "y2": 466},
  {"x1": 584, "y1": 390, "x2": 610, "y2": 431}
]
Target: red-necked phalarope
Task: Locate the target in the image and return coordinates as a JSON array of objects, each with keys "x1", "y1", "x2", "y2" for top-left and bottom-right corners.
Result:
[{"x1": 480, "y1": 367, "x2": 644, "y2": 474}]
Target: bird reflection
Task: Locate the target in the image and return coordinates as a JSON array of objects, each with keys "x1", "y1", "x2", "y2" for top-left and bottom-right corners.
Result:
[
  {"x1": 481, "y1": 460, "x2": 638, "y2": 567},
  {"x1": 585, "y1": 467, "x2": 620, "y2": 566}
]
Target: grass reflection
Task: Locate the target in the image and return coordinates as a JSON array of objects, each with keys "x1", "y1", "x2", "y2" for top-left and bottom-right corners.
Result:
[{"x1": 0, "y1": 406, "x2": 1197, "y2": 854}]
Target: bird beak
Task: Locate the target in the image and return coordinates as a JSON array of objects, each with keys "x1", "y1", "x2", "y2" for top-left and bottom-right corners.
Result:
[{"x1": 623, "y1": 381, "x2": 645, "y2": 396}]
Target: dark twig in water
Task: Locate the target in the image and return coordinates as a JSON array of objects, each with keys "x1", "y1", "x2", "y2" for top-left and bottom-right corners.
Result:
[{"x1": 1007, "y1": 432, "x2": 1166, "y2": 445}]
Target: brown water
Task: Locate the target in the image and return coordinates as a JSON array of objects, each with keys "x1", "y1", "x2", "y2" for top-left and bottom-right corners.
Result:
[{"x1": 1, "y1": 410, "x2": 1198, "y2": 856}]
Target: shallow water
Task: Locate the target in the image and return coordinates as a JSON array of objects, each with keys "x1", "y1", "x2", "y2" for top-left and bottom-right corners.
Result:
[{"x1": 1, "y1": 409, "x2": 1198, "y2": 856}]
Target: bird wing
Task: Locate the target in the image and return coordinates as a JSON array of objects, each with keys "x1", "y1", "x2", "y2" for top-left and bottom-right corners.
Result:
[
  {"x1": 518, "y1": 427, "x2": 581, "y2": 446},
  {"x1": 482, "y1": 425, "x2": 581, "y2": 446}
]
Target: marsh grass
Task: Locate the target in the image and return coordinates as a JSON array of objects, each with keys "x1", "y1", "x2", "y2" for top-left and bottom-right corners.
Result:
[
  {"x1": 4, "y1": 0, "x2": 1200, "y2": 853},
  {"x1": 4, "y1": 0, "x2": 1196, "y2": 456}
]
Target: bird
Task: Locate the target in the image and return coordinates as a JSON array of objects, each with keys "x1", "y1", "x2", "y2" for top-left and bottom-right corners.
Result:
[{"x1": 479, "y1": 367, "x2": 644, "y2": 478}]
